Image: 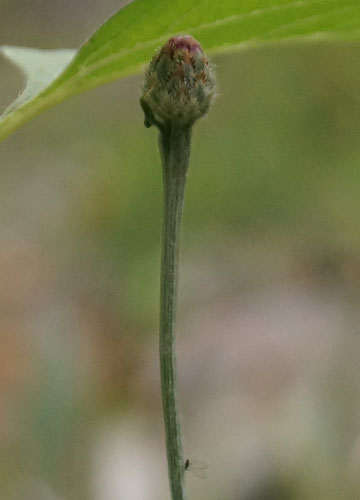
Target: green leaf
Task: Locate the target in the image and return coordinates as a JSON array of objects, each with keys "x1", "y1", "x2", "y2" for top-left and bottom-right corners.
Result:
[{"x1": 1, "y1": 0, "x2": 359, "y2": 142}]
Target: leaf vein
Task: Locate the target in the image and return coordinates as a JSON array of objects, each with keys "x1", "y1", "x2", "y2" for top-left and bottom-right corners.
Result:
[{"x1": 67, "y1": 0, "x2": 339, "y2": 87}]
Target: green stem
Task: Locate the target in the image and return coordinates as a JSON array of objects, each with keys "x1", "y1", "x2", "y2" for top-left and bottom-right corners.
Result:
[{"x1": 158, "y1": 124, "x2": 192, "y2": 500}]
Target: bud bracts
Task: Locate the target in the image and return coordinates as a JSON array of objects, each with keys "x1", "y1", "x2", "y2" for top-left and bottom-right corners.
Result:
[{"x1": 141, "y1": 35, "x2": 216, "y2": 128}]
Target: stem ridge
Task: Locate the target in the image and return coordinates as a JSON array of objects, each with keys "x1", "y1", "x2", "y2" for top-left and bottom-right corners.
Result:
[{"x1": 159, "y1": 125, "x2": 191, "y2": 500}]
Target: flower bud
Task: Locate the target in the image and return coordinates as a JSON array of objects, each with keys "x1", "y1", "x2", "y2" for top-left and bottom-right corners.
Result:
[{"x1": 140, "y1": 35, "x2": 216, "y2": 128}]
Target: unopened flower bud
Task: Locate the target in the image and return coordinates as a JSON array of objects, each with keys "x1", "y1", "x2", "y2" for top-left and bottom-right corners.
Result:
[{"x1": 140, "y1": 35, "x2": 216, "y2": 128}]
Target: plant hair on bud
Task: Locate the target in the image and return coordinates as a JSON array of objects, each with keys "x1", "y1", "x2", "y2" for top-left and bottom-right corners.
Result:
[{"x1": 140, "y1": 35, "x2": 216, "y2": 129}]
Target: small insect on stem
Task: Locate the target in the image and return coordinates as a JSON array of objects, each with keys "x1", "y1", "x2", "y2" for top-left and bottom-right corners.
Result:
[{"x1": 184, "y1": 458, "x2": 208, "y2": 479}]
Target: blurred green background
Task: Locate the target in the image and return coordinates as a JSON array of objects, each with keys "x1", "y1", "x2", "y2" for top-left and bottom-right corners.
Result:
[{"x1": 1, "y1": 2, "x2": 360, "y2": 500}]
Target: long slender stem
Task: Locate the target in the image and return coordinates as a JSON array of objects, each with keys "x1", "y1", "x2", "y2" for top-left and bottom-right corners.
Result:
[{"x1": 158, "y1": 124, "x2": 191, "y2": 500}]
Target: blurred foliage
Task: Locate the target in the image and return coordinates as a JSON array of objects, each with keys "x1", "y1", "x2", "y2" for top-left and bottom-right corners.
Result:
[{"x1": 1, "y1": 19, "x2": 360, "y2": 500}]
